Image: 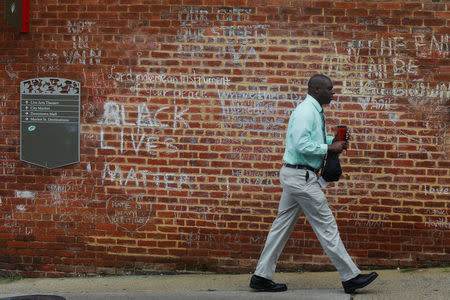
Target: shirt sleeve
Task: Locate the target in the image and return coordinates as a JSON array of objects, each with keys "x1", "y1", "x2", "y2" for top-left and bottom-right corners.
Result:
[
  {"x1": 326, "y1": 135, "x2": 334, "y2": 145},
  {"x1": 291, "y1": 108, "x2": 328, "y2": 155}
]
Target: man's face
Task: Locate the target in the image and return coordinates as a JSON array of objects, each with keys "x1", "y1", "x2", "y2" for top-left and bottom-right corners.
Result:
[{"x1": 317, "y1": 79, "x2": 334, "y2": 106}]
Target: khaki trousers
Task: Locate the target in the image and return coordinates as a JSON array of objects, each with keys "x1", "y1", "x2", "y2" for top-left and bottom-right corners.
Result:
[{"x1": 254, "y1": 166, "x2": 360, "y2": 282}]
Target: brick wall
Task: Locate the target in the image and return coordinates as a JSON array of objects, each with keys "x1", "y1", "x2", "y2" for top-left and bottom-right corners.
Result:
[{"x1": 0, "y1": 0, "x2": 449, "y2": 277}]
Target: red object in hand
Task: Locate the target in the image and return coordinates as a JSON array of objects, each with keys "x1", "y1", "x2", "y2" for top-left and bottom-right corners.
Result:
[{"x1": 337, "y1": 125, "x2": 348, "y2": 141}]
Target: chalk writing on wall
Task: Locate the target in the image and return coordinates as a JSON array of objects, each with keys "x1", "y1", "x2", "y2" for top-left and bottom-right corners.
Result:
[
  {"x1": 63, "y1": 21, "x2": 101, "y2": 65},
  {"x1": 231, "y1": 169, "x2": 278, "y2": 186},
  {"x1": 176, "y1": 7, "x2": 269, "y2": 64},
  {"x1": 322, "y1": 35, "x2": 450, "y2": 105},
  {"x1": 5, "y1": 63, "x2": 17, "y2": 80},
  {"x1": 1, "y1": 161, "x2": 15, "y2": 174},
  {"x1": 82, "y1": 68, "x2": 115, "y2": 104},
  {"x1": 107, "y1": 66, "x2": 230, "y2": 94},
  {"x1": 219, "y1": 90, "x2": 302, "y2": 131},
  {"x1": 423, "y1": 185, "x2": 449, "y2": 196},
  {"x1": 179, "y1": 229, "x2": 241, "y2": 249},
  {"x1": 36, "y1": 51, "x2": 59, "y2": 72},
  {"x1": 425, "y1": 217, "x2": 450, "y2": 230},
  {"x1": 99, "y1": 100, "x2": 190, "y2": 129},
  {"x1": 34, "y1": 21, "x2": 103, "y2": 73},
  {"x1": 106, "y1": 195, "x2": 152, "y2": 236},
  {"x1": 3, "y1": 218, "x2": 33, "y2": 235},
  {"x1": 102, "y1": 163, "x2": 193, "y2": 193},
  {"x1": 15, "y1": 190, "x2": 36, "y2": 199},
  {"x1": 320, "y1": 33, "x2": 449, "y2": 160},
  {"x1": 98, "y1": 100, "x2": 185, "y2": 159}
]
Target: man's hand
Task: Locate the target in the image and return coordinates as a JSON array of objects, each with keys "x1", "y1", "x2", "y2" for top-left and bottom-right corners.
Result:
[{"x1": 328, "y1": 141, "x2": 347, "y2": 153}]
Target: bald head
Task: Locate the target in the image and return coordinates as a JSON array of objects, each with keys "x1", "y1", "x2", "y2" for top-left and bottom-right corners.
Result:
[
  {"x1": 308, "y1": 74, "x2": 331, "y2": 93},
  {"x1": 307, "y1": 74, "x2": 334, "y2": 106}
]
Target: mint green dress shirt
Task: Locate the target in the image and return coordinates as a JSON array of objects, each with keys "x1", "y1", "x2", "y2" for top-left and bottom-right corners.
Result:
[{"x1": 282, "y1": 94, "x2": 334, "y2": 169}]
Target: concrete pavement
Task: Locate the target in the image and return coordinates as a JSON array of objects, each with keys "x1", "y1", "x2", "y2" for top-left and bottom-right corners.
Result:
[{"x1": 1, "y1": 267, "x2": 448, "y2": 300}]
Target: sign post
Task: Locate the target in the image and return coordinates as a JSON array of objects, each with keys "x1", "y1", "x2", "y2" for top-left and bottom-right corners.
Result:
[{"x1": 20, "y1": 78, "x2": 80, "y2": 169}]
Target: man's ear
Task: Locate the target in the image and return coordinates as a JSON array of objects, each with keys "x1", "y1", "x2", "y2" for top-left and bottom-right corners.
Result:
[{"x1": 312, "y1": 86, "x2": 320, "y2": 96}]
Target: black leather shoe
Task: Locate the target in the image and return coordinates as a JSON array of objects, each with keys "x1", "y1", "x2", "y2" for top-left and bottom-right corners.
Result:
[
  {"x1": 250, "y1": 274, "x2": 287, "y2": 292},
  {"x1": 342, "y1": 272, "x2": 378, "y2": 294}
]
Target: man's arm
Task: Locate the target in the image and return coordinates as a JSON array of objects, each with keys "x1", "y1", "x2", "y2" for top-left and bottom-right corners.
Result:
[{"x1": 328, "y1": 141, "x2": 347, "y2": 153}]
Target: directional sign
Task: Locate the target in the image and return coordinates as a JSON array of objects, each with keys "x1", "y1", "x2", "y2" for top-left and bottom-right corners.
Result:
[{"x1": 20, "y1": 78, "x2": 80, "y2": 169}]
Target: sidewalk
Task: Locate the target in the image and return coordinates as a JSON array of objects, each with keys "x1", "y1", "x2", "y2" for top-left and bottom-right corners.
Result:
[{"x1": 1, "y1": 267, "x2": 448, "y2": 300}]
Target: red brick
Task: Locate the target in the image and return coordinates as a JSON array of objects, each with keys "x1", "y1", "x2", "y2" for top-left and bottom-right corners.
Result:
[
  {"x1": 7, "y1": 241, "x2": 27, "y2": 248},
  {"x1": 402, "y1": 18, "x2": 423, "y2": 26}
]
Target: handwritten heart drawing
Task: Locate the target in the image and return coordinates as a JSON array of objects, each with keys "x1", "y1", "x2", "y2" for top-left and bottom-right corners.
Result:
[
  {"x1": 106, "y1": 195, "x2": 152, "y2": 237},
  {"x1": 357, "y1": 97, "x2": 371, "y2": 111}
]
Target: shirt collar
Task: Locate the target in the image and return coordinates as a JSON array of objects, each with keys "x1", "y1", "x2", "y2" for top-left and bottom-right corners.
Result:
[{"x1": 305, "y1": 94, "x2": 323, "y2": 113}]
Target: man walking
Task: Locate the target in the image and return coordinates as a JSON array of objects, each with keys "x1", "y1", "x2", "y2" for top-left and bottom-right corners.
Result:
[{"x1": 250, "y1": 74, "x2": 378, "y2": 294}]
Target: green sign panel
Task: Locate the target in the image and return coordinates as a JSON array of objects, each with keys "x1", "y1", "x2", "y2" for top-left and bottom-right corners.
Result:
[{"x1": 20, "y1": 78, "x2": 80, "y2": 169}]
